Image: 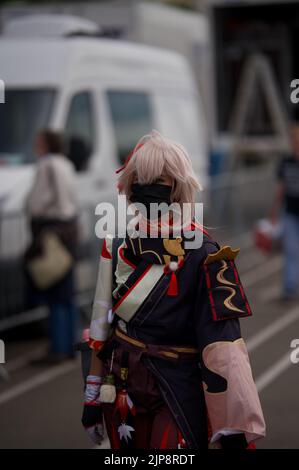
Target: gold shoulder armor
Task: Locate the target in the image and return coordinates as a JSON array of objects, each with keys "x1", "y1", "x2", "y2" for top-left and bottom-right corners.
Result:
[{"x1": 204, "y1": 245, "x2": 240, "y2": 265}]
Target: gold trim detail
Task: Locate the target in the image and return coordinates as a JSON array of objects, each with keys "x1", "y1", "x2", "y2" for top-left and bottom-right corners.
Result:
[
  {"x1": 171, "y1": 346, "x2": 199, "y2": 354},
  {"x1": 204, "y1": 245, "x2": 240, "y2": 265},
  {"x1": 120, "y1": 367, "x2": 128, "y2": 381},
  {"x1": 115, "y1": 328, "x2": 147, "y2": 349},
  {"x1": 115, "y1": 328, "x2": 199, "y2": 355},
  {"x1": 163, "y1": 238, "x2": 185, "y2": 257},
  {"x1": 216, "y1": 260, "x2": 236, "y2": 286},
  {"x1": 128, "y1": 237, "x2": 136, "y2": 256},
  {"x1": 160, "y1": 351, "x2": 179, "y2": 359},
  {"x1": 138, "y1": 238, "x2": 163, "y2": 263},
  {"x1": 214, "y1": 286, "x2": 245, "y2": 313}
]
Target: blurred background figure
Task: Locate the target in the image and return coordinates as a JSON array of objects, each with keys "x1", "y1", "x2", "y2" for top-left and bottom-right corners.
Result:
[
  {"x1": 25, "y1": 130, "x2": 79, "y2": 364},
  {"x1": 270, "y1": 123, "x2": 299, "y2": 300}
]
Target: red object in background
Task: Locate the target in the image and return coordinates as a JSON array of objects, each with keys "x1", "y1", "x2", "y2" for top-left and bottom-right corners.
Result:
[
  {"x1": 254, "y1": 218, "x2": 282, "y2": 255},
  {"x1": 254, "y1": 227, "x2": 273, "y2": 254},
  {"x1": 82, "y1": 328, "x2": 90, "y2": 342}
]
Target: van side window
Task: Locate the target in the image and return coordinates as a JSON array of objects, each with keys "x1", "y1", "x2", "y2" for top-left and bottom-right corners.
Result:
[
  {"x1": 65, "y1": 92, "x2": 94, "y2": 172},
  {"x1": 107, "y1": 91, "x2": 153, "y2": 164}
]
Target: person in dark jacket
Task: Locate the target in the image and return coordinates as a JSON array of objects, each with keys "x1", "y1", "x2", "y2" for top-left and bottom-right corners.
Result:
[
  {"x1": 81, "y1": 130, "x2": 265, "y2": 449},
  {"x1": 270, "y1": 123, "x2": 299, "y2": 299},
  {"x1": 26, "y1": 130, "x2": 79, "y2": 364}
]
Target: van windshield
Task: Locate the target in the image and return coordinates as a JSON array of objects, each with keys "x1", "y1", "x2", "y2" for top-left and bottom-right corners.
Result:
[{"x1": 0, "y1": 89, "x2": 56, "y2": 165}]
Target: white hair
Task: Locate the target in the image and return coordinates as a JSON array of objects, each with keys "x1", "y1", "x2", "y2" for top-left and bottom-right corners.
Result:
[{"x1": 118, "y1": 130, "x2": 202, "y2": 205}]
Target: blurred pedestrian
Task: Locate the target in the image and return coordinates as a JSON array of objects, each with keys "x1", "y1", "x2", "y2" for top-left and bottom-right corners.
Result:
[
  {"x1": 25, "y1": 129, "x2": 79, "y2": 364},
  {"x1": 270, "y1": 123, "x2": 299, "y2": 300}
]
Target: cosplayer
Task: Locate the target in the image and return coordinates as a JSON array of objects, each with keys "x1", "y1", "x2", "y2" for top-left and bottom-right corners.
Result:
[{"x1": 81, "y1": 131, "x2": 265, "y2": 449}]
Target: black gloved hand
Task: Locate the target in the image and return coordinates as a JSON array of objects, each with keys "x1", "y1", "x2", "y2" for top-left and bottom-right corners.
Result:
[{"x1": 220, "y1": 433, "x2": 248, "y2": 449}]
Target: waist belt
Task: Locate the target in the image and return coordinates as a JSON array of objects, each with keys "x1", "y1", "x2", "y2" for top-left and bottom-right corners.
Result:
[{"x1": 114, "y1": 327, "x2": 200, "y2": 361}]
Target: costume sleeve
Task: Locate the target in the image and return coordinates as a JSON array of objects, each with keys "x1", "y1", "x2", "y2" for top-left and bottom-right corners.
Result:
[
  {"x1": 194, "y1": 242, "x2": 266, "y2": 445},
  {"x1": 88, "y1": 235, "x2": 113, "y2": 351}
]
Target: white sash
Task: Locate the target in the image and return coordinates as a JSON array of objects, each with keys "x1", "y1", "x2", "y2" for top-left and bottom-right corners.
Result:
[{"x1": 113, "y1": 264, "x2": 165, "y2": 322}]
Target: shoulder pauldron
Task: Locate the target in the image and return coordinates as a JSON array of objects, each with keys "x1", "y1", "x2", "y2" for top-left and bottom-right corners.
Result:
[{"x1": 203, "y1": 245, "x2": 252, "y2": 321}]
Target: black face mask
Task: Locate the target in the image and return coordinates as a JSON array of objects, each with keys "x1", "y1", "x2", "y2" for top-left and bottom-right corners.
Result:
[{"x1": 130, "y1": 183, "x2": 172, "y2": 218}]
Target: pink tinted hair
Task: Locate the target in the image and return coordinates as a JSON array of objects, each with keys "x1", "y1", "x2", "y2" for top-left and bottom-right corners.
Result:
[{"x1": 117, "y1": 130, "x2": 202, "y2": 205}]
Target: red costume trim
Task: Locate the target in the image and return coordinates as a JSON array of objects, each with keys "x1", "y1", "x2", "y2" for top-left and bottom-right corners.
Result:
[
  {"x1": 101, "y1": 239, "x2": 112, "y2": 260},
  {"x1": 247, "y1": 442, "x2": 256, "y2": 449},
  {"x1": 160, "y1": 424, "x2": 172, "y2": 449},
  {"x1": 119, "y1": 247, "x2": 137, "y2": 269},
  {"x1": 88, "y1": 338, "x2": 105, "y2": 351},
  {"x1": 203, "y1": 264, "x2": 218, "y2": 321},
  {"x1": 191, "y1": 220, "x2": 210, "y2": 237}
]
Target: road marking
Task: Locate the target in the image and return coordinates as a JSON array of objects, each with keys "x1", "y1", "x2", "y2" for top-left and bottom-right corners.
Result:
[
  {"x1": 5, "y1": 345, "x2": 48, "y2": 373},
  {"x1": 246, "y1": 306, "x2": 299, "y2": 353},
  {"x1": 237, "y1": 251, "x2": 266, "y2": 274},
  {"x1": 0, "y1": 307, "x2": 48, "y2": 333},
  {"x1": 242, "y1": 255, "x2": 282, "y2": 289},
  {"x1": 256, "y1": 351, "x2": 292, "y2": 392},
  {"x1": 259, "y1": 282, "x2": 282, "y2": 303},
  {"x1": 0, "y1": 360, "x2": 78, "y2": 407}
]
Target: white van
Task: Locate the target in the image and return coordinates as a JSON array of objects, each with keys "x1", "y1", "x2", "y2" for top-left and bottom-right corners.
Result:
[
  {"x1": 0, "y1": 15, "x2": 207, "y2": 217},
  {"x1": 0, "y1": 15, "x2": 207, "y2": 322}
]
